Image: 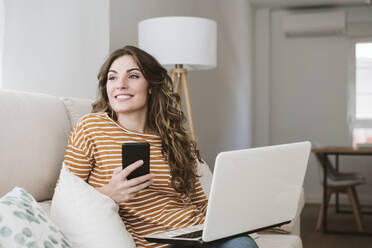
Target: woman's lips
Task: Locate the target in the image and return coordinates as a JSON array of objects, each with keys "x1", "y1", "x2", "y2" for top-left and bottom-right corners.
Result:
[{"x1": 115, "y1": 94, "x2": 133, "y2": 101}]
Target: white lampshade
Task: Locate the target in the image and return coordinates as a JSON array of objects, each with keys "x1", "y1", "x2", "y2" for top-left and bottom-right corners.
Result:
[{"x1": 138, "y1": 16, "x2": 217, "y2": 70}]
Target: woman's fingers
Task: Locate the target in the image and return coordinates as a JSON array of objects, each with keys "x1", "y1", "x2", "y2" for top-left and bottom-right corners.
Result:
[
  {"x1": 120, "y1": 174, "x2": 155, "y2": 200},
  {"x1": 126, "y1": 173, "x2": 154, "y2": 187},
  {"x1": 113, "y1": 166, "x2": 122, "y2": 175},
  {"x1": 120, "y1": 160, "x2": 144, "y2": 179},
  {"x1": 118, "y1": 178, "x2": 154, "y2": 203},
  {"x1": 108, "y1": 161, "x2": 155, "y2": 202},
  {"x1": 126, "y1": 179, "x2": 154, "y2": 195}
]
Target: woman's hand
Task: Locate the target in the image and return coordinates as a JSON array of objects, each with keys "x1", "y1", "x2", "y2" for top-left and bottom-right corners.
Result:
[{"x1": 97, "y1": 160, "x2": 155, "y2": 203}]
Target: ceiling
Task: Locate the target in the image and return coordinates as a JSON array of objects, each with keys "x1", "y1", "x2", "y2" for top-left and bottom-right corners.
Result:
[{"x1": 249, "y1": 0, "x2": 371, "y2": 8}]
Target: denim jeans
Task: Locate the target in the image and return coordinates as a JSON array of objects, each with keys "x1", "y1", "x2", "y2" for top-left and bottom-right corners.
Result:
[{"x1": 169, "y1": 235, "x2": 258, "y2": 248}]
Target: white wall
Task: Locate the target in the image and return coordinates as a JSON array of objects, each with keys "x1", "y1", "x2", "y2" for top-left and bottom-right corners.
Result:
[
  {"x1": 0, "y1": 0, "x2": 4, "y2": 88},
  {"x1": 253, "y1": 6, "x2": 372, "y2": 204},
  {"x1": 2, "y1": 0, "x2": 109, "y2": 99},
  {"x1": 110, "y1": 0, "x2": 253, "y2": 167},
  {"x1": 1, "y1": 0, "x2": 253, "y2": 169}
]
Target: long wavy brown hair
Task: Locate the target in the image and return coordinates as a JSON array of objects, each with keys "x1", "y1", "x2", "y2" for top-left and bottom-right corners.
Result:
[{"x1": 92, "y1": 45, "x2": 202, "y2": 196}]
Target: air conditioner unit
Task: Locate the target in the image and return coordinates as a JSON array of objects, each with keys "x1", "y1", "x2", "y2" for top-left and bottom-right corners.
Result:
[{"x1": 283, "y1": 11, "x2": 346, "y2": 37}]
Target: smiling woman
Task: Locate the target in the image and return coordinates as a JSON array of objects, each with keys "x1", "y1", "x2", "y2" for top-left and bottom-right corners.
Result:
[
  {"x1": 60, "y1": 45, "x2": 258, "y2": 248},
  {"x1": 91, "y1": 46, "x2": 203, "y2": 198},
  {"x1": 105, "y1": 55, "x2": 151, "y2": 133},
  {"x1": 63, "y1": 45, "x2": 206, "y2": 247}
]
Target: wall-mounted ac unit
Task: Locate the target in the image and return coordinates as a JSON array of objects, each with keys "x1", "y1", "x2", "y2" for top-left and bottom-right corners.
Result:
[{"x1": 282, "y1": 11, "x2": 346, "y2": 37}]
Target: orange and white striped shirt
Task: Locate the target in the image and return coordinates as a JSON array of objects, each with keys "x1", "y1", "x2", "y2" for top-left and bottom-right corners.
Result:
[{"x1": 64, "y1": 112, "x2": 208, "y2": 248}]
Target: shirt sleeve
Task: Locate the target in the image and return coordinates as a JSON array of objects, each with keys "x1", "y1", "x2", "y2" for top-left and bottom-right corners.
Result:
[
  {"x1": 63, "y1": 119, "x2": 94, "y2": 181},
  {"x1": 190, "y1": 178, "x2": 208, "y2": 215}
]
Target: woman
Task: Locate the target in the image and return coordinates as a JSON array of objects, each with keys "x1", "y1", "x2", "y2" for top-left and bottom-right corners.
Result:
[{"x1": 64, "y1": 45, "x2": 258, "y2": 248}]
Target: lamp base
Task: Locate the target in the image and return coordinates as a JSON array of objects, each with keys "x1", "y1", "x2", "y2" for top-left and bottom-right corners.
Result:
[{"x1": 170, "y1": 67, "x2": 196, "y2": 141}]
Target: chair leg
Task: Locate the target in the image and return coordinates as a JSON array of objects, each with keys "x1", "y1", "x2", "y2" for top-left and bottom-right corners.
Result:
[
  {"x1": 352, "y1": 186, "x2": 362, "y2": 211},
  {"x1": 316, "y1": 188, "x2": 333, "y2": 230},
  {"x1": 347, "y1": 186, "x2": 364, "y2": 232}
]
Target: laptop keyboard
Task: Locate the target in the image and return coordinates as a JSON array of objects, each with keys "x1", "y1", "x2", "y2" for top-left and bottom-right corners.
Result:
[{"x1": 174, "y1": 230, "x2": 203, "y2": 239}]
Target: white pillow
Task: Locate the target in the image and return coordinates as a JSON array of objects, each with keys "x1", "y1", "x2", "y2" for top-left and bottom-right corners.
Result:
[
  {"x1": 0, "y1": 187, "x2": 72, "y2": 248},
  {"x1": 50, "y1": 165, "x2": 136, "y2": 248}
]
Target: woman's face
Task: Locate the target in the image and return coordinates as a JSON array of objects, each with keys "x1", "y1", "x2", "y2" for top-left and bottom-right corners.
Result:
[{"x1": 106, "y1": 55, "x2": 150, "y2": 118}]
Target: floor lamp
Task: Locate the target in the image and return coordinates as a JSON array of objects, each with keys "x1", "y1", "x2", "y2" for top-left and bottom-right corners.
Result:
[
  {"x1": 138, "y1": 16, "x2": 217, "y2": 141},
  {"x1": 170, "y1": 65, "x2": 195, "y2": 139}
]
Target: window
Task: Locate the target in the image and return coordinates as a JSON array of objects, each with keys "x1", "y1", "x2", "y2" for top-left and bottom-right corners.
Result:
[{"x1": 352, "y1": 42, "x2": 372, "y2": 147}]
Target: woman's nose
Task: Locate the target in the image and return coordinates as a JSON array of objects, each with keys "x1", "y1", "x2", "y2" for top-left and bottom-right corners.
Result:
[{"x1": 117, "y1": 76, "x2": 128, "y2": 89}]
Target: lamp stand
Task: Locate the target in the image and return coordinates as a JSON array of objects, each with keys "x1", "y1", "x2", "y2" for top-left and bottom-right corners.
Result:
[{"x1": 170, "y1": 65, "x2": 196, "y2": 141}]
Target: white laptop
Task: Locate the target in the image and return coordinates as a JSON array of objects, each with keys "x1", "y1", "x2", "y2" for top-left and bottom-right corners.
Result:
[{"x1": 145, "y1": 141, "x2": 311, "y2": 246}]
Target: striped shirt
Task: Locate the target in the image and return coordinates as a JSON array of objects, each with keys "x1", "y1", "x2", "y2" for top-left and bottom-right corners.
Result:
[{"x1": 64, "y1": 112, "x2": 208, "y2": 248}]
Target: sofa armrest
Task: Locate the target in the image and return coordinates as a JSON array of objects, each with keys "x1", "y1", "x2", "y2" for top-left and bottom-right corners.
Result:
[{"x1": 277, "y1": 187, "x2": 305, "y2": 235}]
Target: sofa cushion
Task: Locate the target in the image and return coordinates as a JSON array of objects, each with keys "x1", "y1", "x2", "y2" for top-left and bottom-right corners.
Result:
[
  {"x1": 39, "y1": 200, "x2": 52, "y2": 217},
  {"x1": 279, "y1": 188, "x2": 305, "y2": 235},
  {"x1": 61, "y1": 97, "x2": 93, "y2": 129},
  {"x1": 51, "y1": 165, "x2": 136, "y2": 248},
  {"x1": 0, "y1": 90, "x2": 71, "y2": 201},
  {"x1": 197, "y1": 161, "x2": 213, "y2": 197},
  {"x1": 0, "y1": 187, "x2": 72, "y2": 247},
  {"x1": 256, "y1": 233, "x2": 302, "y2": 248}
]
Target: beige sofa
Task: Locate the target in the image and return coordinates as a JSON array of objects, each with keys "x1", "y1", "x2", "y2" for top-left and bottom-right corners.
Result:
[{"x1": 0, "y1": 89, "x2": 304, "y2": 247}]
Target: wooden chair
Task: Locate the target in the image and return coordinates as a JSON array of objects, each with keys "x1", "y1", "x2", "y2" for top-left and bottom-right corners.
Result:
[{"x1": 315, "y1": 153, "x2": 366, "y2": 232}]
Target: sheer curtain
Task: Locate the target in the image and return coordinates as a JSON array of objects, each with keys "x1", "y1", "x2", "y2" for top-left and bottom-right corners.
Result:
[{"x1": 348, "y1": 41, "x2": 372, "y2": 147}]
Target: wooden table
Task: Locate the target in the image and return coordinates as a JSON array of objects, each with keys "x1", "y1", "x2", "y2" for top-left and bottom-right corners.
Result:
[
  {"x1": 312, "y1": 147, "x2": 372, "y2": 235},
  {"x1": 312, "y1": 147, "x2": 372, "y2": 156}
]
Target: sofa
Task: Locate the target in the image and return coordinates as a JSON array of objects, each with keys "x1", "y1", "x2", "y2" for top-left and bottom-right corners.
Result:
[{"x1": 0, "y1": 89, "x2": 305, "y2": 247}]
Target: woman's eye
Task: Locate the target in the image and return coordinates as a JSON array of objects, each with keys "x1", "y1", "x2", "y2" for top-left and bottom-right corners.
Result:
[
  {"x1": 108, "y1": 76, "x2": 117, "y2": 81},
  {"x1": 129, "y1": 74, "x2": 139, "y2": 79}
]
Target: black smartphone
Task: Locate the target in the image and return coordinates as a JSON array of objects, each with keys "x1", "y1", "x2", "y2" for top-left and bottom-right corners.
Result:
[{"x1": 122, "y1": 142, "x2": 150, "y2": 180}]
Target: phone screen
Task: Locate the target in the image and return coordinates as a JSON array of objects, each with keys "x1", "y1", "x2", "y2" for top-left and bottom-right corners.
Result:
[{"x1": 122, "y1": 142, "x2": 150, "y2": 180}]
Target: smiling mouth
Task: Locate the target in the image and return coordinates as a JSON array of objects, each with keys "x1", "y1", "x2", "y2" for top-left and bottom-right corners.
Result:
[{"x1": 115, "y1": 94, "x2": 133, "y2": 100}]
